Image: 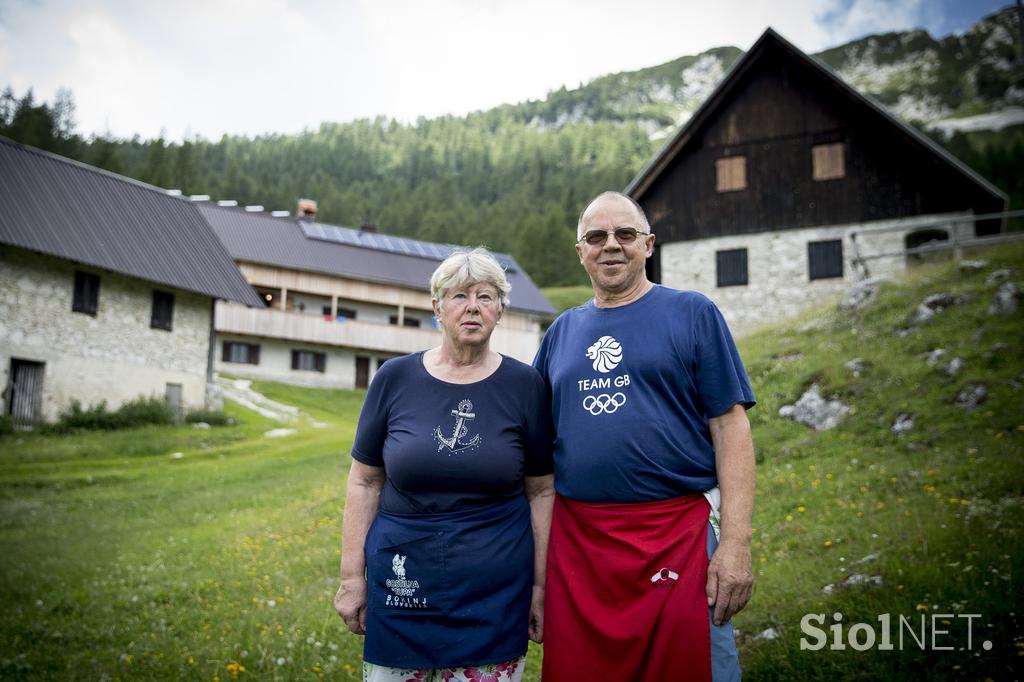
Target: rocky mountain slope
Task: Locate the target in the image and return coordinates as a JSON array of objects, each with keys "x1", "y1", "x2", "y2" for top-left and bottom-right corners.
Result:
[{"x1": 508, "y1": 5, "x2": 1022, "y2": 135}]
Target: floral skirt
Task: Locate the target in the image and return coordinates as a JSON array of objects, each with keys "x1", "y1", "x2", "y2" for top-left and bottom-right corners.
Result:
[{"x1": 363, "y1": 655, "x2": 525, "y2": 682}]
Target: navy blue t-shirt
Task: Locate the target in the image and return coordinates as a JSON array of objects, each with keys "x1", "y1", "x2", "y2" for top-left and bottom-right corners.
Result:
[
  {"x1": 351, "y1": 352, "x2": 554, "y2": 514},
  {"x1": 533, "y1": 285, "x2": 755, "y2": 503}
]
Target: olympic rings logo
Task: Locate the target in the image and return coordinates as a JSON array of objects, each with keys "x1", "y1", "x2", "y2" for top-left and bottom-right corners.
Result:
[{"x1": 582, "y1": 392, "x2": 626, "y2": 415}]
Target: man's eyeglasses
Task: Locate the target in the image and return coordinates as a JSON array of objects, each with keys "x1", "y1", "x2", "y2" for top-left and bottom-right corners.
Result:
[{"x1": 577, "y1": 227, "x2": 650, "y2": 246}]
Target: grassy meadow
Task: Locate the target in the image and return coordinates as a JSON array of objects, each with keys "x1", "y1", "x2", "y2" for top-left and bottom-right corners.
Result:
[{"x1": 1, "y1": 245, "x2": 1023, "y2": 680}]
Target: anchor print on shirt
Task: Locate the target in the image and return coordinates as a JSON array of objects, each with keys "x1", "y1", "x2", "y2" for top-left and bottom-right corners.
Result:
[{"x1": 433, "y1": 398, "x2": 483, "y2": 454}]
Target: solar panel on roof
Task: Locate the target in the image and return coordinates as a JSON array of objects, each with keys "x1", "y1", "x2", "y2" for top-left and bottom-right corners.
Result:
[{"x1": 299, "y1": 221, "x2": 517, "y2": 272}]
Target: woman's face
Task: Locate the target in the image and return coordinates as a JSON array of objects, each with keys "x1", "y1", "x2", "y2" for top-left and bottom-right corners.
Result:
[{"x1": 435, "y1": 282, "x2": 503, "y2": 350}]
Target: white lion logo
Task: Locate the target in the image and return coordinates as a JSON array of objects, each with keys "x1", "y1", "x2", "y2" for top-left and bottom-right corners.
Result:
[
  {"x1": 586, "y1": 335, "x2": 623, "y2": 373},
  {"x1": 392, "y1": 554, "x2": 407, "y2": 579}
]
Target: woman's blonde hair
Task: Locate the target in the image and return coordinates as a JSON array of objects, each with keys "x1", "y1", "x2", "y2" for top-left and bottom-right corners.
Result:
[{"x1": 430, "y1": 247, "x2": 511, "y2": 312}]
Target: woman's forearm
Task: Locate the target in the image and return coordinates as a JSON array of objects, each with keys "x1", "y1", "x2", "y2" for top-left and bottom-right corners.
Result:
[
  {"x1": 525, "y1": 474, "x2": 555, "y2": 587},
  {"x1": 340, "y1": 461, "x2": 385, "y2": 580}
]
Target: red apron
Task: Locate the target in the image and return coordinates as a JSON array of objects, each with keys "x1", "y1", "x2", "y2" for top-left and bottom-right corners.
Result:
[{"x1": 543, "y1": 493, "x2": 712, "y2": 682}]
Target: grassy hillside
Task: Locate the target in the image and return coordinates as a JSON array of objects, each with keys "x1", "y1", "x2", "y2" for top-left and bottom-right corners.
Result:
[
  {"x1": 539, "y1": 285, "x2": 593, "y2": 314},
  {"x1": 1, "y1": 245, "x2": 1021, "y2": 680}
]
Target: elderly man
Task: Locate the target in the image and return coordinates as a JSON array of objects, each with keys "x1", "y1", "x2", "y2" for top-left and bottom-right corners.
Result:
[{"x1": 533, "y1": 191, "x2": 756, "y2": 681}]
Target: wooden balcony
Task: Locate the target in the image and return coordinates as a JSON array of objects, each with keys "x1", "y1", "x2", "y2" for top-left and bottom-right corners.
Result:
[
  {"x1": 217, "y1": 301, "x2": 544, "y2": 358},
  {"x1": 216, "y1": 303, "x2": 439, "y2": 355},
  {"x1": 215, "y1": 303, "x2": 541, "y2": 362}
]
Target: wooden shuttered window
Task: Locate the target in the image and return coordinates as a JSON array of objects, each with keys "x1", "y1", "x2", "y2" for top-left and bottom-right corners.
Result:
[
  {"x1": 72, "y1": 271, "x2": 100, "y2": 316},
  {"x1": 151, "y1": 290, "x2": 175, "y2": 331},
  {"x1": 716, "y1": 248, "x2": 749, "y2": 287},
  {"x1": 808, "y1": 239, "x2": 844, "y2": 280},
  {"x1": 715, "y1": 156, "x2": 747, "y2": 192},
  {"x1": 222, "y1": 342, "x2": 260, "y2": 365},
  {"x1": 812, "y1": 143, "x2": 845, "y2": 181},
  {"x1": 291, "y1": 349, "x2": 326, "y2": 373}
]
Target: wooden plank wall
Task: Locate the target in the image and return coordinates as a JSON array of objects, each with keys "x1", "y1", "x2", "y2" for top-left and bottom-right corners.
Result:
[{"x1": 641, "y1": 46, "x2": 1004, "y2": 244}]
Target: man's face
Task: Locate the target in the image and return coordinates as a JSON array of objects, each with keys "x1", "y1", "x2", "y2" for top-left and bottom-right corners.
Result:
[{"x1": 576, "y1": 196, "x2": 654, "y2": 297}]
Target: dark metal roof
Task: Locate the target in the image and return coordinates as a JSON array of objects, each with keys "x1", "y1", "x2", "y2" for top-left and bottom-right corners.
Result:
[
  {"x1": 0, "y1": 137, "x2": 263, "y2": 306},
  {"x1": 199, "y1": 204, "x2": 556, "y2": 317},
  {"x1": 625, "y1": 28, "x2": 1008, "y2": 208}
]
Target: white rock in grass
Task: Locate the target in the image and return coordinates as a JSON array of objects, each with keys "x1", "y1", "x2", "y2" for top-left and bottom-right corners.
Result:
[
  {"x1": 956, "y1": 384, "x2": 988, "y2": 410},
  {"x1": 922, "y1": 348, "x2": 947, "y2": 367},
  {"x1": 844, "y1": 358, "x2": 866, "y2": 377},
  {"x1": 985, "y1": 269, "x2": 1011, "y2": 287},
  {"x1": 988, "y1": 282, "x2": 1019, "y2": 316},
  {"x1": 840, "y1": 277, "x2": 888, "y2": 311},
  {"x1": 778, "y1": 384, "x2": 849, "y2": 431},
  {"x1": 170, "y1": 452, "x2": 184, "y2": 459},
  {"x1": 911, "y1": 293, "x2": 962, "y2": 324},
  {"x1": 822, "y1": 573, "x2": 883, "y2": 594},
  {"x1": 756, "y1": 627, "x2": 779, "y2": 640},
  {"x1": 853, "y1": 553, "x2": 880, "y2": 565},
  {"x1": 891, "y1": 413, "x2": 914, "y2": 436},
  {"x1": 958, "y1": 260, "x2": 989, "y2": 271},
  {"x1": 191, "y1": 422, "x2": 210, "y2": 429},
  {"x1": 944, "y1": 357, "x2": 965, "y2": 377},
  {"x1": 264, "y1": 428, "x2": 297, "y2": 438}
]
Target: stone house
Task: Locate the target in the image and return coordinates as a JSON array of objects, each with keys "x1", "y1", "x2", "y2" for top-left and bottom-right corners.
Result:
[
  {"x1": 202, "y1": 202, "x2": 556, "y2": 389},
  {"x1": 626, "y1": 29, "x2": 1007, "y2": 336},
  {"x1": 0, "y1": 138, "x2": 263, "y2": 424}
]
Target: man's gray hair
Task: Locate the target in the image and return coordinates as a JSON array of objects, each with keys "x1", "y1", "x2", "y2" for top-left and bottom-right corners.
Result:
[
  {"x1": 431, "y1": 247, "x2": 511, "y2": 312},
  {"x1": 577, "y1": 191, "x2": 652, "y2": 236}
]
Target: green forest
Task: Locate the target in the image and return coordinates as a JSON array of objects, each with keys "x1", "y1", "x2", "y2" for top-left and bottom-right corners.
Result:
[{"x1": 1, "y1": 86, "x2": 1020, "y2": 287}]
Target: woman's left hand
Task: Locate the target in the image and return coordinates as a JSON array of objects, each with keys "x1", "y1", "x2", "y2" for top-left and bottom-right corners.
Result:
[
  {"x1": 335, "y1": 577, "x2": 369, "y2": 635},
  {"x1": 528, "y1": 585, "x2": 544, "y2": 643}
]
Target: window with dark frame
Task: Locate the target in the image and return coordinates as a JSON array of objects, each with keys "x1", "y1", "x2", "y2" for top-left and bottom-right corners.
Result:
[
  {"x1": 716, "y1": 248, "x2": 749, "y2": 287},
  {"x1": 808, "y1": 240, "x2": 844, "y2": 280},
  {"x1": 222, "y1": 342, "x2": 260, "y2": 365},
  {"x1": 72, "y1": 271, "x2": 100, "y2": 316},
  {"x1": 812, "y1": 142, "x2": 845, "y2": 181},
  {"x1": 151, "y1": 290, "x2": 175, "y2": 331},
  {"x1": 389, "y1": 315, "x2": 421, "y2": 328},
  {"x1": 336, "y1": 307, "x2": 358, "y2": 320},
  {"x1": 291, "y1": 349, "x2": 326, "y2": 372},
  {"x1": 715, "y1": 156, "x2": 747, "y2": 192}
]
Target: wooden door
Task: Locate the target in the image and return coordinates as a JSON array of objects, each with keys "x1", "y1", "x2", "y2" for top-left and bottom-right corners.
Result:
[
  {"x1": 7, "y1": 359, "x2": 44, "y2": 426},
  {"x1": 355, "y1": 356, "x2": 370, "y2": 389}
]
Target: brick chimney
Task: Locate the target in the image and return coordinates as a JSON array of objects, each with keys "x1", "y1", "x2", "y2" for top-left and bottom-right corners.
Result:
[{"x1": 297, "y1": 198, "x2": 318, "y2": 220}]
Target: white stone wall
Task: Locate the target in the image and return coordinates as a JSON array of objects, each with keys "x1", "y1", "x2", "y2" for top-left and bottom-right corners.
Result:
[
  {"x1": 0, "y1": 246, "x2": 213, "y2": 421},
  {"x1": 659, "y1": 213, "x2": 973, "y2": 337}
]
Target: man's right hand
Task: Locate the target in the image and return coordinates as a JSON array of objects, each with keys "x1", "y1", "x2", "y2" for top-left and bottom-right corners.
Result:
[{"x1": 334, "y1": 577, "x2": 368, "y2": 635}]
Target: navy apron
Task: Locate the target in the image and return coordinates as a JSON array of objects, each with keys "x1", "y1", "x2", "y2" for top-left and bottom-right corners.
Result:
[{"x1": 362, "y1": 495, "x2": 533, "y2": 669}]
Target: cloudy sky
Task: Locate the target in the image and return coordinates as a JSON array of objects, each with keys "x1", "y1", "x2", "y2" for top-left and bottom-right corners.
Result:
[{"x1": 0, "y1": 0, "x2": 1009, "y2": 141}]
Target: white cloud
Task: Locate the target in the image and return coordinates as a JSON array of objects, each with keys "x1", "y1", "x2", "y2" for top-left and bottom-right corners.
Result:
[
  {"x1": 825, "y1": 0, "x2": 926, "y2": 41},
  {"x1": 0, "y1": 0, "x2": 957, "y2": 140}
]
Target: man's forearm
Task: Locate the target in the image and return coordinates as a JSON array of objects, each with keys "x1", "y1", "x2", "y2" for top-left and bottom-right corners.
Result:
[{"x1": 711, "y1": 404, "x2": 756, "y2": 546}]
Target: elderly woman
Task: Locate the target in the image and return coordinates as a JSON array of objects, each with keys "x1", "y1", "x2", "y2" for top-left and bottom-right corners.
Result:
[{"x1": 334, "y1": 248, "x2": 555, "y2": 682}]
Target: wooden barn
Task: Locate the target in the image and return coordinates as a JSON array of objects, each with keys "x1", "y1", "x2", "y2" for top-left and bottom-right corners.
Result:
[{"x1": 626, "y1": 28, "x2": 1007, "y2": 335}]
